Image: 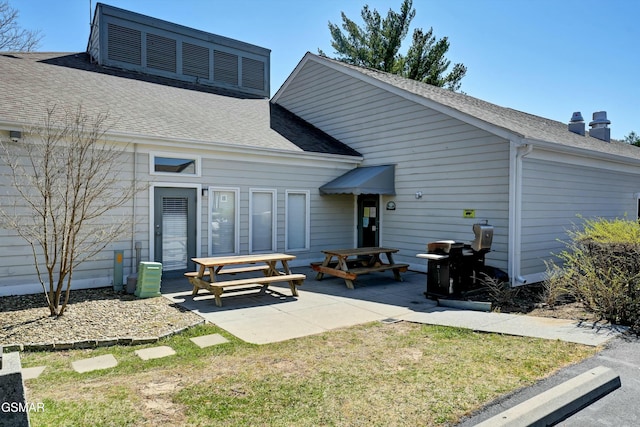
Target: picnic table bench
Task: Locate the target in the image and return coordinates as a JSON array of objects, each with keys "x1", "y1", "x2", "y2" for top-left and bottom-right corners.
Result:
[
  {"x1": 311, "y1": 247, "x2": 409, "y2": 289},
  {"x1": 185, "y1": 253, "x2": 305, "y2": 307}
]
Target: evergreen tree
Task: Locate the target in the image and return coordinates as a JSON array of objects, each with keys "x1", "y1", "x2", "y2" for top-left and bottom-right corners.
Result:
[{"x1": 321, "y1": 0, "x2": 466, "y2": 91}]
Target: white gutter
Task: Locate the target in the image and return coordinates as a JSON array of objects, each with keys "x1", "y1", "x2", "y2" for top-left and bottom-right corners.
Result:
[
  {"x1": 508, "y1": 140, "x2": 533, "y2": 286},
  {"x1": 0, "y1": 121, "x2": 364, "y2": 166}
]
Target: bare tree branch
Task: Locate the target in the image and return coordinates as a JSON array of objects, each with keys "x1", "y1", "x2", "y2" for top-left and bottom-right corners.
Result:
[
  {"x1": 0, "y1": 1, "x2": 42, "y2": 52},
  {"x1": 0, "y1": 105, "x2": 142, "y2": 316}
]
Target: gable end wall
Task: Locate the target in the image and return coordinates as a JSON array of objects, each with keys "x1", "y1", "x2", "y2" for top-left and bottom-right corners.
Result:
[{"x1": 276, "y1": 60, "x2": 511, "y2": 269}]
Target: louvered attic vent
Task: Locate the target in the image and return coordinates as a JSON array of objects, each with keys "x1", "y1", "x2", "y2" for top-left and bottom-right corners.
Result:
[{"x1": 88, "y1": 3, "x2": 270, "y2": 97}]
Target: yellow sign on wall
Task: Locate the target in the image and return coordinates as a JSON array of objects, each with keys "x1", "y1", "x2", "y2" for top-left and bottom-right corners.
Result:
[{"x1": 463, "y1": 209, "x2": 475, "y2": 218}]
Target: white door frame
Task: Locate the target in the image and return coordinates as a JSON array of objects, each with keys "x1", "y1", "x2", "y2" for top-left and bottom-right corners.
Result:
[{"x1": 148, "y1": 183, "x2": 202, "y2": 264}]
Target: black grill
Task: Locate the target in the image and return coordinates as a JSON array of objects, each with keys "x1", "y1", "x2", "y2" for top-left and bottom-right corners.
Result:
[{"x1": 419, "y1": 222, "x2": 495, "y2": 299}]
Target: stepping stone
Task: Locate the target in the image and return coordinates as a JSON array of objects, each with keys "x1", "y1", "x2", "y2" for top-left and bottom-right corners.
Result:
[
  {"x1": 134, "y1": 345, "x2": 176, "y2": 361},
  {"x1": 22, "y1": 366, "x2": 46, "y2": 380},
  {"x1": 72, "y1": 354, "x2": 118, "y2": 373},
  {"x1": 190, "y1": 333, "x2": 229, "y2": 348}
]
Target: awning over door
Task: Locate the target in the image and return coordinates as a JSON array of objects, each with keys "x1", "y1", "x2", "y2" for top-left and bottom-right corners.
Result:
[{"x1": 319, "y1": 165, "x2": 395, "y2": 195}]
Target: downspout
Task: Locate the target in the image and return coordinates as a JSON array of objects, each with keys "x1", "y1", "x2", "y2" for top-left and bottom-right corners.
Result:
[
  {"x1": 130, "y1": 143, "x2": 138, "y2": 275},
  {"x1": 508, "y1": 141, "x2": 533, "y2": 286}
]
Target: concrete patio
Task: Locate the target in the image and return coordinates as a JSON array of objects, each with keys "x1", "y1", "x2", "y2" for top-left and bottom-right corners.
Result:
[{"x1": 161, "y1": 266, "x2": 622, "y2": 346}]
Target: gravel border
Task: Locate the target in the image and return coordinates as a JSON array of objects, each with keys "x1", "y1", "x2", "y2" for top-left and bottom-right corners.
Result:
[{"x1": 0, "y1": 287, "x2": 205, "y2": 352}]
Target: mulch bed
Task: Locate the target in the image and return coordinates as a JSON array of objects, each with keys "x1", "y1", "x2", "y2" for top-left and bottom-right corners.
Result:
[{"x1": 0, "y1": 287, "x2": 204, "y2": 350}]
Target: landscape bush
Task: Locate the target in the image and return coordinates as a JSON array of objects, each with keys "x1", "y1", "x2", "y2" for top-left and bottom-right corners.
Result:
[{"x1": 545, "y1": 217, "x2": 640, "y2": 332}]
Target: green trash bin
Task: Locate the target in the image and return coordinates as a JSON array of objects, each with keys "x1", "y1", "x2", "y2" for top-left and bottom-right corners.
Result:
[{"x1": 135, "y1": 262, "x2": 162, "y2": 298}]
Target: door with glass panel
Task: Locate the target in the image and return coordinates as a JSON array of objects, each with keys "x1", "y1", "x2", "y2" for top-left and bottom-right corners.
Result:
[
  {"x1": 153, "y1": 187, "x2": 197, "y2": 276},
  {"x1": 210, "y1": 189, "x2": 237, "y2": 255}
]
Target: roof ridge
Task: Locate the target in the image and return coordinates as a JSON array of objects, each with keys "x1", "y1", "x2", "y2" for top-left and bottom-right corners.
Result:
[{"x1": 311, "y1": 53, "x2": 630, "y2": 151}]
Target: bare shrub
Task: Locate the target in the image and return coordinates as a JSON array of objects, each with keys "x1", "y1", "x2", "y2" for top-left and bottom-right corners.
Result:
[
  {"x1": 0, "y1": 105, "x2": 139, "y2": 316},
  {"x1": 541, "y1": 261, "x2": 572, "y2": 307},
  {"x1": 478, "y1": 272, "x2": 519, "y2": 310}
]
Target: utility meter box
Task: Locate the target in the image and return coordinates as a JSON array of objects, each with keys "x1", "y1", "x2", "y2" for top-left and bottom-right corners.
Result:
[{"x1": 135, "y1": 262, "x2": 162, "y2": 298}]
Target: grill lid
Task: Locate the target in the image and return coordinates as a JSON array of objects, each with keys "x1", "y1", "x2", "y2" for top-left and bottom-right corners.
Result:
[{"x1": 471, "y1": 222, "x2": 493, "y2": 252}]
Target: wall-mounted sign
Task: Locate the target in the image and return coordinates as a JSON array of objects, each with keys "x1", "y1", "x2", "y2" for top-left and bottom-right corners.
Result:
[{"x1": 463, "y1": 209, "x2": 475, "y2": 218}]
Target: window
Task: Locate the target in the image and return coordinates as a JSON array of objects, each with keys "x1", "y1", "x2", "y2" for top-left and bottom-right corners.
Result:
[
  {"x1": 286, "y1": 191, "x2": 310, "y2": 251},
  {"x1": 151, "y1": 153, "x2": 200, "y2": 176},
  {"x1": 161, "y1": 196, "x2": 188, "y2": 271},
  {"x1": 209, "y1": 188, "x2": 239, "y2": 255},
  {"x1": 250, "y1": 189, "x2": 276, "y2": 253}
]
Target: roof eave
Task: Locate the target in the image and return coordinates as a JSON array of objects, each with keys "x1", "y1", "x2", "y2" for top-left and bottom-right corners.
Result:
[
  {"x1": 101, "y1": 130, "x2": 365, "y2": 165},
  {"x1": 524, "y1": 137, "x2": 640, "y2": 165}
]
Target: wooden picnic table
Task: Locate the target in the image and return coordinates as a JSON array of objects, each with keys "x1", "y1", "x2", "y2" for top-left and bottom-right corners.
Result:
[
  {"x1": 185, "y1": 253, "x2": 305, "y2": 307},
  {"x1": 311, "y1": 247, "x2": 409, "y2": 289}
]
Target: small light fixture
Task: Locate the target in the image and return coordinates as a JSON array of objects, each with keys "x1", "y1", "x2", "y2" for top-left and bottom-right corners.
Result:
[
  {"x1": 9, "y1": 130, "x2": 21, "y2": 142},
  {"x1": 415, "y1": 191, "x2": 423, "y2": 199},
  {"x1": 386, "y1": 201, "x2": 396, "y2": 210},
  {"x1": 201, "y1": 188, "x2": 208, "y2": 197}
]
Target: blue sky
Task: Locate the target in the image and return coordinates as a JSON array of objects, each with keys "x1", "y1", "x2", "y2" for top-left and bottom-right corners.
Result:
[{"x1": 12, "y1": 0, "x2": 639, "y2": 140}]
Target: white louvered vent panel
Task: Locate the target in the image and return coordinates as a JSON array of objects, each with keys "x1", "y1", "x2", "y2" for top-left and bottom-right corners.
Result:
[
  {"x1": 242, "y1": 57, "x2": 265, "y2": 91},
  {"x1": 107, "y1": 23, "x2": 141, "y2": 65},
  {"x1": 182, "y1": 42, "x2": 209, "y2": 79},
  {"x1": 162, "y1": 197, "x2": 188, "y2": 271},
  {"x1": 146, "y1": 33, "x2": 177, "y2": 73},
  {"x1": 214, "y1": 50, "x2": 238, "y2": 86}
]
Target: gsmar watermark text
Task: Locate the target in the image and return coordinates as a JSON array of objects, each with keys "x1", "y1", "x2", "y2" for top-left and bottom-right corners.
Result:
[{"x1": 1, "y1": 401, "x2": 45, "y2": 413}]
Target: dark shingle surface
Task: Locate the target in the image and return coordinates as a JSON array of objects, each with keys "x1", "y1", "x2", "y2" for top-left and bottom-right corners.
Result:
[
  {"x1": 0, "y1": 52, "x2": 358, "y2": 156},
  {"x1": 269, "y1": 103, "x2": 361, "y2": 156}
]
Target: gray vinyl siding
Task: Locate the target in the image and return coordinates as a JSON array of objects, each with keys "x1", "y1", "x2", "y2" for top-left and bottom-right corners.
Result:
[
  {"x1": 197, "y1": 156, "x2": 354, "y2": 264},
  {"x1": 276, "y1": 61, "x2": 511, "y2": 269},
  {"x1": 0, "y1": 138, "x2": 355, "y2": 294},
  {"x1": 520, "y1": 157, "x2": 640, "y2": 275},
  {"x1": 0, "y1": 143, "x2": 141, "y2": 292}
]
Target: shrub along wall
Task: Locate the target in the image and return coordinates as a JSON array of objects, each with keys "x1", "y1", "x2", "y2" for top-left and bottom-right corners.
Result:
[{"x1": 546, "y1": 217, "x2": 640, "y2": 332}]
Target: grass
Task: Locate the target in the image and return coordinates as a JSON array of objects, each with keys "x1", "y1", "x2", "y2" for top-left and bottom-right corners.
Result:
[{"x1": 21, "y1": 322, "x2": 596, "y2": 426}]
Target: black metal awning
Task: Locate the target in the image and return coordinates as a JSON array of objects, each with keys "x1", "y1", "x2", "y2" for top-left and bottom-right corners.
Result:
[{"x1": 319, "y1": 165, "x2": 395, "y2": 195}]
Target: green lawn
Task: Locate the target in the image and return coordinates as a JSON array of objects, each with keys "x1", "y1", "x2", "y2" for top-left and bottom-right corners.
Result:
[{"x1": 21, "y1": 322, "x2": 596, "y2": 426}]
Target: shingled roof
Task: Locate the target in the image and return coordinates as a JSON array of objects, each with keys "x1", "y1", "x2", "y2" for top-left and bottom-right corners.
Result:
[
  {"x1": 300, "y1": 53, "x2": 640, "y2": 162},
  {"x1": 0, "y1": 52, "x2": 360, "y2": 157}
]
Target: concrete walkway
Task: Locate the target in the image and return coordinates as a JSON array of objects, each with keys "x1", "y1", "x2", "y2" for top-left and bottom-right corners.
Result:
[
  {"x1": 162, "y1": 267, "x2": 622, "y2": 346},
  {"x1": 20, "y1": 268, "x2": 636, "y2": 426},
  {"x1": 161, "y1": 266, "x2": 635, "y2": 426}
]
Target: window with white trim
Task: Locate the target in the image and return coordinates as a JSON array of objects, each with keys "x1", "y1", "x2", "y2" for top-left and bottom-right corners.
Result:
[
  {"x1": 286, "y1": 190, "x2": 310, "y2": 251},
  {"x1": 151, "y1": 153, "x2": 200, "y2": 176},
  {"x1": 250, "y1": 189, "x2": 276, "y2": 253},
  {"x1": 209, "y1": 188, "x2": 239, "y2": 255}
]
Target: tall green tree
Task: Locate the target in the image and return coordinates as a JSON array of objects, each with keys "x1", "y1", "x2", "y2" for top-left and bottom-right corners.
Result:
[{"x1": 321, "y1": 0, "x2": 466, "y2": 91}]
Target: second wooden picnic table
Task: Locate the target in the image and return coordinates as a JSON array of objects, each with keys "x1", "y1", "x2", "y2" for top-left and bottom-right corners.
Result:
[
  {"x1": 312, "y1": 247, "x2": 409, "y2": 289},
  {"x1": 185, "y1": 253, "x2": 305, "y2": 307}
]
